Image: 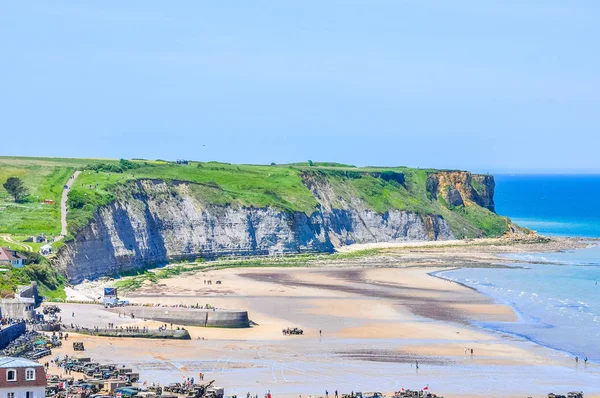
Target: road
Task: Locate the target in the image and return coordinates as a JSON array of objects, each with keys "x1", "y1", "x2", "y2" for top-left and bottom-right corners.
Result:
[{"x1": 58, "y1": 170, "x2": 81, "y2": 239}]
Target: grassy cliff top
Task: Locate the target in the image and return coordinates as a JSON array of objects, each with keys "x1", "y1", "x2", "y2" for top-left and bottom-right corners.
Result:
[{"x1": 0, "y1": 156, "x2": 506, "y2": 241}]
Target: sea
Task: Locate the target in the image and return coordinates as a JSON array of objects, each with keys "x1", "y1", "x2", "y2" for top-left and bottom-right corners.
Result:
[{"x1": 439, "y1": 174, "x2": 600, "y2": 362}]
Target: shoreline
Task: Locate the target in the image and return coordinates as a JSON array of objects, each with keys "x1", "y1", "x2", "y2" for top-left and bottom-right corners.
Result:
[
  {"x1": 64, "y1": 235, "x2": 595, "y2": 302},
  {"x1": 55, "y1": 236, "x2": 600, "y2": 397},
  {"x1": 433, "y1": 245, "x2": 600, "y2": 366}
]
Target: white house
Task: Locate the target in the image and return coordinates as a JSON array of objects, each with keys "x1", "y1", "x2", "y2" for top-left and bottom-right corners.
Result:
[
  {"x1": 0, "y1": 357, "x2": 46, "y2": 398},
  {"x1": 0, "y1": 248, "x2": 26, "y2": 268}
]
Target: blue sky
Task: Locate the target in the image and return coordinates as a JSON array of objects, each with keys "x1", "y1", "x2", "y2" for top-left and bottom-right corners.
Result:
[{"x1": 2, "y1": 1, "x2": 599, "y2": 173}]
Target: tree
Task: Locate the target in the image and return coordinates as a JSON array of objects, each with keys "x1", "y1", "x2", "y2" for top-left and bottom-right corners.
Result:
[
  {"x1": 3, "y1": 177, "x2": 29, "y2": 202},
  {"x1": 308, "y1": 160, "x2": 314, "y2": 166}
]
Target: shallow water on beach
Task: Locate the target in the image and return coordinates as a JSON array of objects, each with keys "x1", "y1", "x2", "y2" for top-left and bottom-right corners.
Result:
[{"x1": 439, "y1": 246, "x2": 600, "y2": 362}]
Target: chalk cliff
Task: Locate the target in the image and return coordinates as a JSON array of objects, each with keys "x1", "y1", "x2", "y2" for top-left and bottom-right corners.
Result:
[{"x1": 55, "y1": 178, "x2": 456, "y2": 283}]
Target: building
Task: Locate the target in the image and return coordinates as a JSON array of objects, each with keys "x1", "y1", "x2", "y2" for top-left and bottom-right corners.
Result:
[
  {"x1": 0, "y1": 248, "x2": 26, "y2": 268},
  {"x1": 0, "y1": 283, "x2": 40, "y2": 320},
  {"x1": 0, "y1": 356, "x2": 46, "y2": 398},
  {"x1": 16, "y1": 284, "x2": 40, "y2": 306},
  {"x1": 39, "y1": 245, "x2": 52, "y2": 256},
  {"x1": 0, "y1": 299, "x2": 35, "y2": 321},
  {"x1": 25, "y1": 234, "x2": 47, "y2": 244}
]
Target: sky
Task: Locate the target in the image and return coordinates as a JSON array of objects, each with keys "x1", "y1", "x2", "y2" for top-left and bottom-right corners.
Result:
[{"x1": 1, "y1": 1, "x2": 599, "y2": 173}]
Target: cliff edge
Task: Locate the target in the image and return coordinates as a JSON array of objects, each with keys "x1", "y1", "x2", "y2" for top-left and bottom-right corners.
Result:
[{"x1": 50, "y1": 163, "x2": 507, "y2": 283}]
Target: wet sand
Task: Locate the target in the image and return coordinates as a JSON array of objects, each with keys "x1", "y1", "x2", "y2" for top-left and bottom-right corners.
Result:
[{"x1": 50, "y1": 264, "x2": 600, "y2": 397}]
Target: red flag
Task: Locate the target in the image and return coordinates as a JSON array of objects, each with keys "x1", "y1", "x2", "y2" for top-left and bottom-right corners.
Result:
[
  {"x1": 423, "y1": 386, "x2": 428, "y2": 391},
  {"x1": 401, "y1": 388, "x2": 404, "y2": 392}
]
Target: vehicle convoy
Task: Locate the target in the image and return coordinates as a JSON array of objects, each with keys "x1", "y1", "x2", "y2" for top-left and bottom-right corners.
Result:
[
  {"x1": 47, "y1": 357, "x2": 230, "y2": 398},
  {"x1": 282, "y1": 327, "x2": 303, "y2": 335}
]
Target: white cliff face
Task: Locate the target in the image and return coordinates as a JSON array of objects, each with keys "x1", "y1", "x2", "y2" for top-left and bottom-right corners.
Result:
[{"x1": 55, "y1": 180, "x2": 453, "y2": 282}]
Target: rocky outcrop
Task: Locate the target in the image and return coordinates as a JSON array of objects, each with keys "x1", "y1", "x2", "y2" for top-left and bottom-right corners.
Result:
[
  {"x1": 55, "y1": 179, "x2": 454, "y2": 283},
  {"x1": 426, "y1": 171, "x2": 495, "y2": 212},
  {"x1": 471, "y1": 174, "x2": 495, "y2": 212}
]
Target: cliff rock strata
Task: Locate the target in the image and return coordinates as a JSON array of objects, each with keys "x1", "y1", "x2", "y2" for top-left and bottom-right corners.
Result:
[
  {"x1": 55, "y1": 180, "x2": 453, "y2": 282},
  {"x1": 426, "y1": 171, "x2": 495, "y2": 211}
]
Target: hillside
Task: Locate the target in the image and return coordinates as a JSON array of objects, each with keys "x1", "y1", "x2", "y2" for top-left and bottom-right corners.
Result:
[{"x1": 0, "y1": 156, "x2": 512, "y2": 283}]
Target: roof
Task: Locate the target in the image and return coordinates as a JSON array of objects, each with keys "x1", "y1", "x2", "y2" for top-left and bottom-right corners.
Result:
[
  {"x1": 0, "y1": 357, "x2": 43, "y2": 368},
  {"x1": 0, "y1": 247, "x2": 26, "y2": 261}
]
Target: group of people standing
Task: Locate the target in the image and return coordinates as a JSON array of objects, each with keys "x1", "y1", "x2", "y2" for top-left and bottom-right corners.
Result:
[{"x1": 575, "y1": 356, "x2": 588, "y2": 364}]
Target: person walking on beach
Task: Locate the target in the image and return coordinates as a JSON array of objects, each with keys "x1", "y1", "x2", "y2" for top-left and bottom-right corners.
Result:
[
  {"x1": 326, "y1": 391, "x2": 328, "y2": 398},
  {"x1": 575, "y1": 356, "x2": 579, "y2": 363},
  {"x1": 470, "y1": 348, "x2": 473, "y2": 355},
  {"x1": 415, "y1": 360, "x2": 419, "y2": 369},
  {"x1": 335, "y1": 390, "x2": 338, "y2": 398},
  {"x1": 464, "y1": 347, "x2": 467, "y2": 355}
]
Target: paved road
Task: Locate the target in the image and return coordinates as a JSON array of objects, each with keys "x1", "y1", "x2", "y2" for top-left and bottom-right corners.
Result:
[{"x1": 58, "y1": 170, "x2": 81, "y2": 238}]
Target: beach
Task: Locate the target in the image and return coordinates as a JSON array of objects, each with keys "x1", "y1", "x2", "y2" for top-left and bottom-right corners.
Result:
[{"x1": 47, "y1": 238, "x2": 600, "y2": 398}]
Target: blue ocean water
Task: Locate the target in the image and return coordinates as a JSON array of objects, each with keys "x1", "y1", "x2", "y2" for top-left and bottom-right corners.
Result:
[
  {"x1": 440, "y1": 175, "x2": 600, "y2": 361},
  {"x1": 494, "y1": 174, "x2": 600, "y2": 238}
]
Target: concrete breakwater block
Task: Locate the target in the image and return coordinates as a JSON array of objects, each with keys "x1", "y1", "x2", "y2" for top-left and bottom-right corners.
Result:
[
  {"x1": 107, "y1": 307, "x2": 250, "y2": 328},
  {"x1": 65, "y1": 327, "x2": 191, "y2": 340}
]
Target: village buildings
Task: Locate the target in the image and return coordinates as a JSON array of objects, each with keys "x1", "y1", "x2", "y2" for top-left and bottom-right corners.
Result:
[
  {"x1": 0, "y1": 248, "x2": 26, "y2": 269},
  {"x1": 0, "y1": 357, "x2": 46, "y2": 398}
]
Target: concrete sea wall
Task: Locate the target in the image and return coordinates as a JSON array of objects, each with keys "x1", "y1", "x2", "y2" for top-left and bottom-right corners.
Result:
[
  {"x1": 108, "y1": 307, "x2": 250, "y2": 328},
  {"x1": 0, "y1": 322, "x2": 26, "y2": 349}
]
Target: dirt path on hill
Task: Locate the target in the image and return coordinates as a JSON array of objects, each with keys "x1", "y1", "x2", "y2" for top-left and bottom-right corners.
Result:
[
  {"x1": 0, "y1": 234, "x2": 33, "y2": 251},
  {"x1": 58, "y1": 170, "x2": 81, "y2": 239}
]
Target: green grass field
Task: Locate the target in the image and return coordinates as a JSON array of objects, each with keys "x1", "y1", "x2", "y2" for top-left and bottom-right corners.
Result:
[
  {"x1": 1, "y1": 155, "x2": 509, "y2": 243},
  {"x1": 0, "y1": 160, "x2": 74, "y2": 236}
]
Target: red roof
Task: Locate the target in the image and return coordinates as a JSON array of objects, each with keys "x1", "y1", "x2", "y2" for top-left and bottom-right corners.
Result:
[{"x1": 0, "y1": 247, "x2": 26, "y2": 261}]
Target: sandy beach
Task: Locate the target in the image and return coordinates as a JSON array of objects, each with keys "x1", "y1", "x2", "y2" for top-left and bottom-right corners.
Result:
[{"x1": 46, "y1": 239, "x2": 600, "y2": 398}]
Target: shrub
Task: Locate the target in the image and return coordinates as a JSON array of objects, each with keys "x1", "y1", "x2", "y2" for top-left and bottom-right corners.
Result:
[{"x1": 67, "y1": 190, "x2": 87, "y2": 209}]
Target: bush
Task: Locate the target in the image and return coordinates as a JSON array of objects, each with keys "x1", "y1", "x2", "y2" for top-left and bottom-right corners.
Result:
[
  {"x1": 85, "y1": 159, "x2": 141, "y2": 174},
  {"x1": 67, "y1": 190, "x2": 87, "y2": 209}
]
